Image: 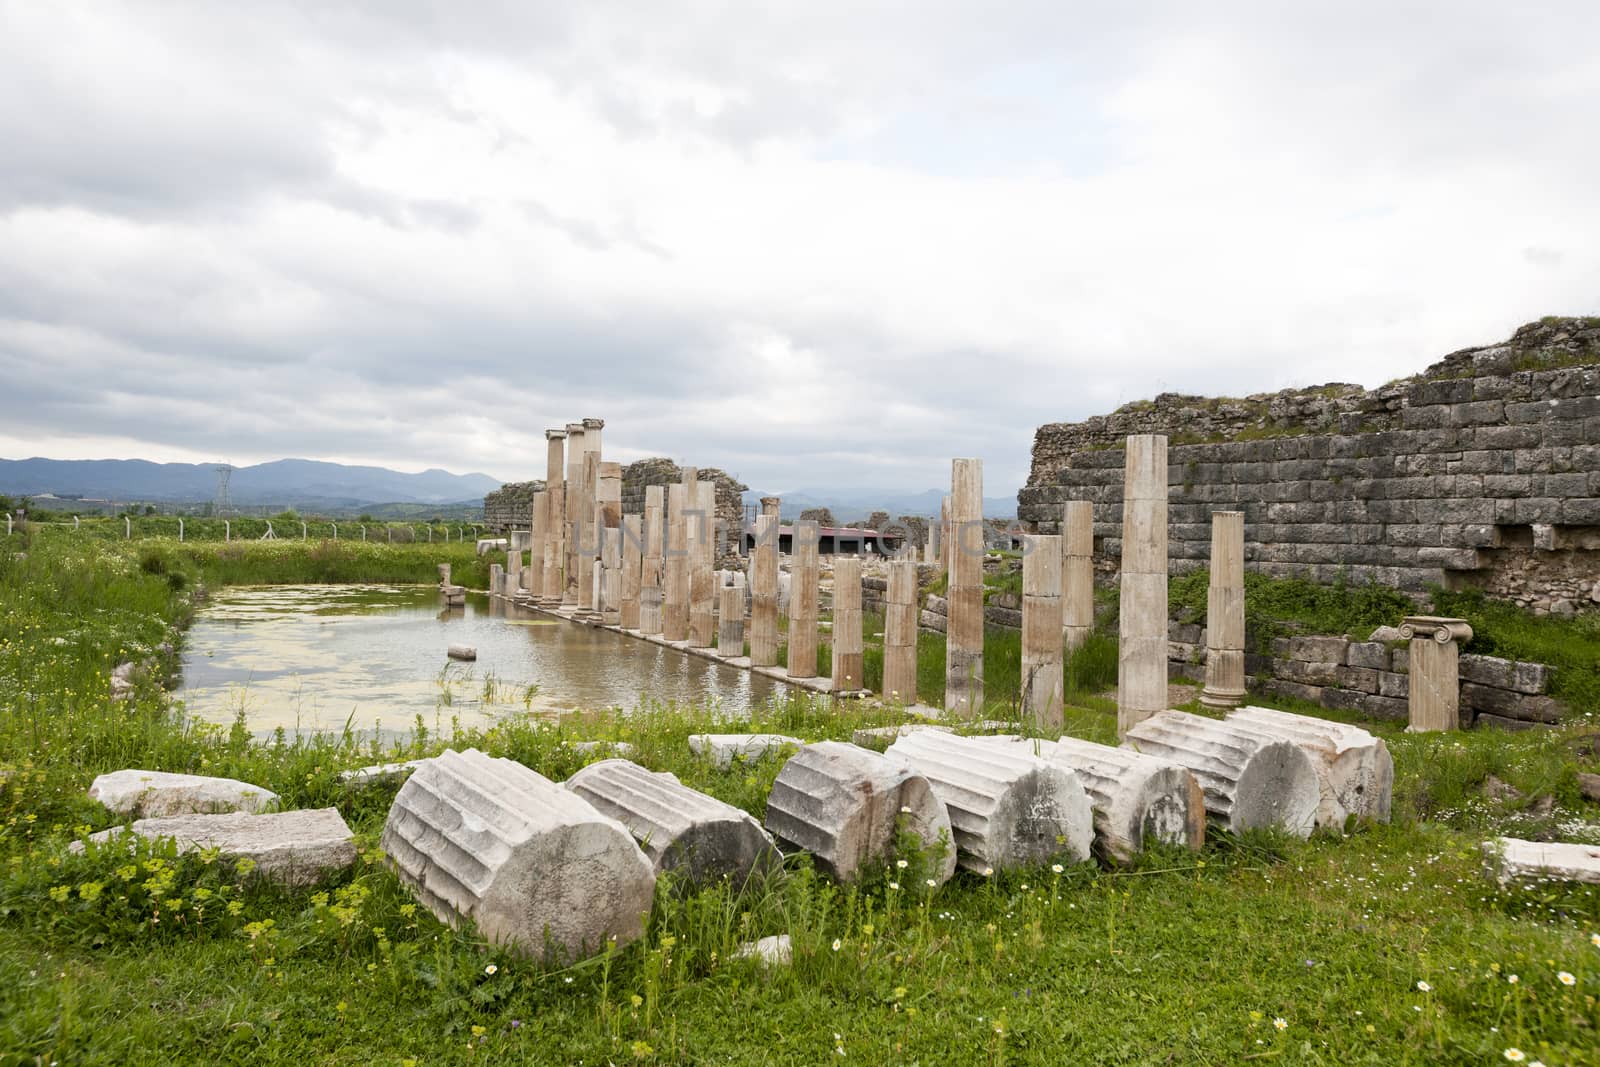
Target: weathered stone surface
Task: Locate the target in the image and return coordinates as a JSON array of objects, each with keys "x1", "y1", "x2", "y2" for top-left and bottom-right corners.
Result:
[
  {"x1": 1225, "y1": 706, "x2": 1393, "y2": 825},
  {"x1": 733, "y1": 933, "x2": 792, "y2": 965},
  {"x1": 1346, "y1": 641, "x2": 1389, "y2": 670},
  {"x1": 382, "y1": 749, "x2": 655, "y2": 960},
  {"x1": 764, "y1": 741, "x2": 956, "y2": 884},
  {"x1": 977, "y1": 735, "x2": 1204, "y2": 864},
  {"x1": 571, "y1": 740, "x2": 637, "y2": 758},
  {"x1": 850, "y1": 724, "x2": 953, "y2": 751},
  {"x1": 566, "y1": 759, "x2": 779, "y2": 887},
  {"x1": 78, "y1": 808, "x2": 355, "y2": 887},
  {"x1": 946, "y1": 458, "x2": 986, "y2": 715},
  {"x1": 339, "y1": 760, "x2": 427, "y2": 785},
  {"x1": 1121, "y1": 710, "x2": 1319, "y2": 838},
  {"x1": 1118, "y1": 435, "x2": 1168, "y2": 736},
  {"x1": 885, "y1": 731, "x2": 1092, "y2": 871},
  {"x1": 447, "y1": 645, "x2": 477, "y2": 661},
  {"x1": 1486, "y1": 836, "x2": 1600, "y2": 885},
  {"x1": 90, "y1": 769, "x2": 279, "y2": 818},
  {"x1": 687, "y1": 733, "x2": 804, "y2": 768}
]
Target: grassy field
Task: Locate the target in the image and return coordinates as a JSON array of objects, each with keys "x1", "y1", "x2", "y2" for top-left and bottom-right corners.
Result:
[{"x1": 1, "y1": 536, "x2": 1599, "y2": 1064}]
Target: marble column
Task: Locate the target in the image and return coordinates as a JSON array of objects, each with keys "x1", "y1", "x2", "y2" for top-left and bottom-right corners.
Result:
[
  {"x1": 945, "y1": 458, "x2": 984, "y2": 717},
  {"x1": 831, "y1": 555, "x2": 864, "y2": 693},
  {"x1": 527, "y1": 490, "x2": 546, "y2": 598},
  {"x1": 749, "y1": 499, "x2": 780, "y2": 667},
  {"x1": 561, "y1": 422, "x2": 586, "y2": 606},
  {"x1": 640, "y1": 485, "x2": 665, "y2": 635},
  {"x1": 620, "y1": 513, "x2": 643, "y2": 630},
  {"x1": 1200, "y1": 510, "x2": 1247, "y2": 710},
  {"x1": 1117, "y1": 434, "x2": 1168, "y2": 738},
  {"x1": 718, "y1": 572, "x2": 746, "y2": 656},
  {"x1": 1401, "y1": 616, "x2": 1473, "y2": 731},
  {"x1": 1022, "y1": 533, "x2": 1064, "y2": 731},
  {"x1": 689, "y1": 478, "x2": 717, "y2": 648},
  {"x1": 882, "y1": 558, "x2": 919, "y2": 706},
  {"x1": 543, "y1": 429, "x2": 566, "y2": 603},
  {"x1": 662, "y1": 483, "x2": 690, "y2": 642},
  {"x1": 1062, "y1": 500, "x2": 1094, "y2": 651},
  {"x1": 787, "y1": 519, "x2": 820, "y2": 679},
  {"x1": 576, "y1": 418, "x2": 605, "y2": 613}
]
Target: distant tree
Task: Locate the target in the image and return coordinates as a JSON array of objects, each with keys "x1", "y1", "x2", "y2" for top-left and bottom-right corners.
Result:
[
  {"x1": 864, "y1": 510, "x2": 890, "y2": 530},
  {"x1": 273, "y1": 508, "x2": 300, "y2": 522},
  {"x1": 144, "y1": 504, "x2": 157, "y2": 515},
  {"x1": 799, "y1": 507, "x2": 836, "y2": 527},
  {"x1": 358, "y1": 513, "x2": 374, "y2": 523}
]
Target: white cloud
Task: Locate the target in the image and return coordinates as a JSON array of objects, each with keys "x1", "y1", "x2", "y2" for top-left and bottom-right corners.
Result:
[{"x1": 0, "y1": 1, "x2": 1596, "y2": 500}]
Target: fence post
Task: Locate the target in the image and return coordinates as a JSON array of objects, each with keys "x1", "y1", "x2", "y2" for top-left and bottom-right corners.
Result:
[
  {"x1": 387, "y1": 526, "x2": 392, "y2": 543},
  {"x1": 74, "y1": 515, "x2": 80, "y2": 530},
  {"x1": 332, "y1": 523, "x2": 338, "y2": 540},
  {"x1": 361, "y1": 525, "x2": 366, "y2": 541},
  {"x1": 3, "y1": 513, "x2": 10, "y2": 536},
  {"x1": 427, "y1": 526, "x2": 433, "y2": 542},
  {"x1": 178, "y1": 518, "x2": 184, "y2": 542},
  {"x1": 301, "y1": 521, "x2": 308, "y2": 540},
  {"x1": 125, "y1": 516, "x2": 131, "y2": 539},
  {"x1": 225, "y1": 520, "x2": 231, "y2": 542}
]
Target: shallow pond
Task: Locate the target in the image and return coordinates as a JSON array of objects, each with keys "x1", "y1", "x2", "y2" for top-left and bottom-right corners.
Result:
[{"x1": 180, "y1": 584, "x2": 790, "y2": 736}]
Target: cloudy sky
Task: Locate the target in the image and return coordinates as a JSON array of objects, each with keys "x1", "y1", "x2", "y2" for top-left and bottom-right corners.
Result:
[{"x1": 1, "y1": 2, "x2": 1596, "y2": 498}]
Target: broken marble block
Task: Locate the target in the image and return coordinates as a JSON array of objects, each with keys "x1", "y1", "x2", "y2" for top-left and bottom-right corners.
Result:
[
  {"x1": 764, "y1": 741, "x2": 956, "y2": 885},
  {"x1": 565, "y1": 759, "x2": 779, "y2": 888},
  {"x1": 1225, "y1": 706, "x2": 1393, "y2": 826},
  {"x1": 1485, "y1": 837, "x2": 1600, "y2": 886},
  {"x1": 89, "y1": 769, "x2": 279, "y2": 818},
  {"x1": 884, "y1": 730, "x2": 1093, "y2": 871},
  {"x1": 1121, "y1": 710, "x2": 1319, "y2": 839},
  {"x1": 1047, "y1": 737, "x2": 1205, "y2": 863},
  {"x1": 733, "y1": 933, "x2": 792, "y2": 966},
  {"x1": 75, "y1": 808, "x2": 355, "y2": 887},
  {"x1": 382, "y1": 748, "x2": 655, "y2": 961},
  {"x1": 687, "y1": 733, "x2": 804, "y2": 768},
  {"x1": 850, "y1": 724, "x2": 953, "y2": 752},
  {"x1": 446, "y1": 645, "x2": 477, "y2": 661},
  {"x1": 338, "y1": 760, "x2": 427, "y2": 786}
]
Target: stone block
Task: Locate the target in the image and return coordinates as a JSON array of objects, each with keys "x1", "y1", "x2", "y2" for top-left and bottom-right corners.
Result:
[
  {"x1": 1459, "y1": 654, "x2": 1514, "y2": 689},
  {"x1": 886, "y1": 731, "x2": 1093, "y2": 871},
  {"x1": 1277, "y1": 659, "x2": 1343, "y2": 687},
  {"x1": 1474, "y1": 713, "x2": 1544, "y2": 733},
  {"x1": 447, "y1": 645, "x2": 477, "y2": 661},
  {"x1": 1321, "y1": 688, "x2": 1367, "y2": 712},
  {"x1": 764, "y1": 741, "x2": 956, "y2": 885},
  {"x1": 850, "y1": 724, "x2": 953, "y2": 751},
  {"x1": 1226, "y1": 706, "x2": 1393, "y2": 825},
  {"x1": 1334, "y1": 666, "x2": 1380, "y2": 693},
  {"x1": 383, "y1": 749, "x2": 656, "y2": 960},
  {"x1": 1378, "y1": 671, "x2": 1410, "y2": 699},
  {"x1": 688, "y1": 733, "x2": 806, "y2": 768},
  {"x1": 1509, "y1": 661, "x2": 1549, "y2": 695},
  {"x1": 77, "y1": 808, "x2": 355, "y2": 888},
  {"x1": 89, "y1": 770, "x2": 279, "y2": 818},
  {"x1": 565, "y1": 759, "x2": 779, "y2": 888},
  {"x1": 1120, "y1": 710, "x2": 1319, "y2": 838},
  {"x1": 1264, "y1": 679, "x2": 1324, "y2": 705},
  {"x1": 1487, "y1": 837, "x2": 1600, "y2": 886},
  {"x1": 1359, "y1": 694, "x2": 1409, "y2": 721},
  {"x1": 1286, "y1": 635, "x2": 1350, "y2": 664},
  {"x1": 1346, "y1": 642, "x2": 1388, "y2": 670}
]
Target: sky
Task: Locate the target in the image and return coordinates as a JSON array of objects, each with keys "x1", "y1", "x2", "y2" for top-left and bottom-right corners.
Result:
[{"x1": 1, "y1": 2, "x2": 1596, "y2": 499}]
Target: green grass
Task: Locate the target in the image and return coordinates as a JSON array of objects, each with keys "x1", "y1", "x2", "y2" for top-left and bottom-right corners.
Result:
[
  {"x1": 1433, "y1": 588, "x2": 1600, "y2": 711},
  {"x1": 2, "y1": 535, "x2": 1600, "y2": 1063}
]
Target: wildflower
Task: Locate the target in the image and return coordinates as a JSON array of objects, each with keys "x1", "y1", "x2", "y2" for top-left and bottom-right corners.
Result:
[
  {"x1": 563, "y1": 975, "x2": 573, "y2": 984},
  {"x1": 1558, "y1": 971, "x2": 1575, "y2": 986},
  {"x1": 1051, "y1": 864, "x2": 1063, "y2": 874},
  {"x1": 1504, "y1": 1050, "x2": 1526, "y2": 1062},
  {"x1": 888, "y1": 881, "x2": 899, "y2": 890},
  {"x1": 484, "y1": 964, "x2": 498, "y2": 976},
  {"x1": 1273, "y1": 1018, "x2": 1287, "y2": 1032},
  {"x1": 1592, "y1": 932, "x2": 1599, "y2": 947},
  {"x1": 832, "y1": 938, "x2": 842, "y2": 951},
  {"x1": 1416, "y1": 980, "x2": 1431, "y2": 992},
  {"x1": 896, "y1": 859, "x2": 908, "y2": 869},
  {"x1": 925, "y1": 878, "x2": 936, "y2": 888},
  {"x1": 1508, "y1": 974, "x2": 1519, "y2": 984},
  {"x1": 982, "y1": 867, "x2": 994, "y2": 877}
]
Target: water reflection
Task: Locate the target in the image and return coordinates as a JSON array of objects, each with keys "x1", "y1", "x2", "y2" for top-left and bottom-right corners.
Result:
[{"x1": 181, "y1": 585, "x2": 789, "y2": 736}]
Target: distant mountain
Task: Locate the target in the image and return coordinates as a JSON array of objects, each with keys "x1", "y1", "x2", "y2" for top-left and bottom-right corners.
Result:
[
  {"x1": 743, "y1": 487, "x2": 1016, "y2": 520},
  {"x1": 0, "y1": 457, "x2": 501, "y2": 509}
]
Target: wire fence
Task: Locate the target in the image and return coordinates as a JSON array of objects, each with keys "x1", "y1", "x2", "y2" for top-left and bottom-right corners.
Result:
[{"x1": 1, "y1": 513, "x2": 491, "y2": 545}]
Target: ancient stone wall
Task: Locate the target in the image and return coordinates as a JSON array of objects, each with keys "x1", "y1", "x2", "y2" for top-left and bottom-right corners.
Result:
[
  {"x1": 620, "y1": 458, "x2": 748, "y2": 565},
  {"x1": 483, "y1": 480, "x2": 544, "y2": 532},
  {"x1": 1019, "y1": 319, "x2": 1600, "y2": 610}
]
